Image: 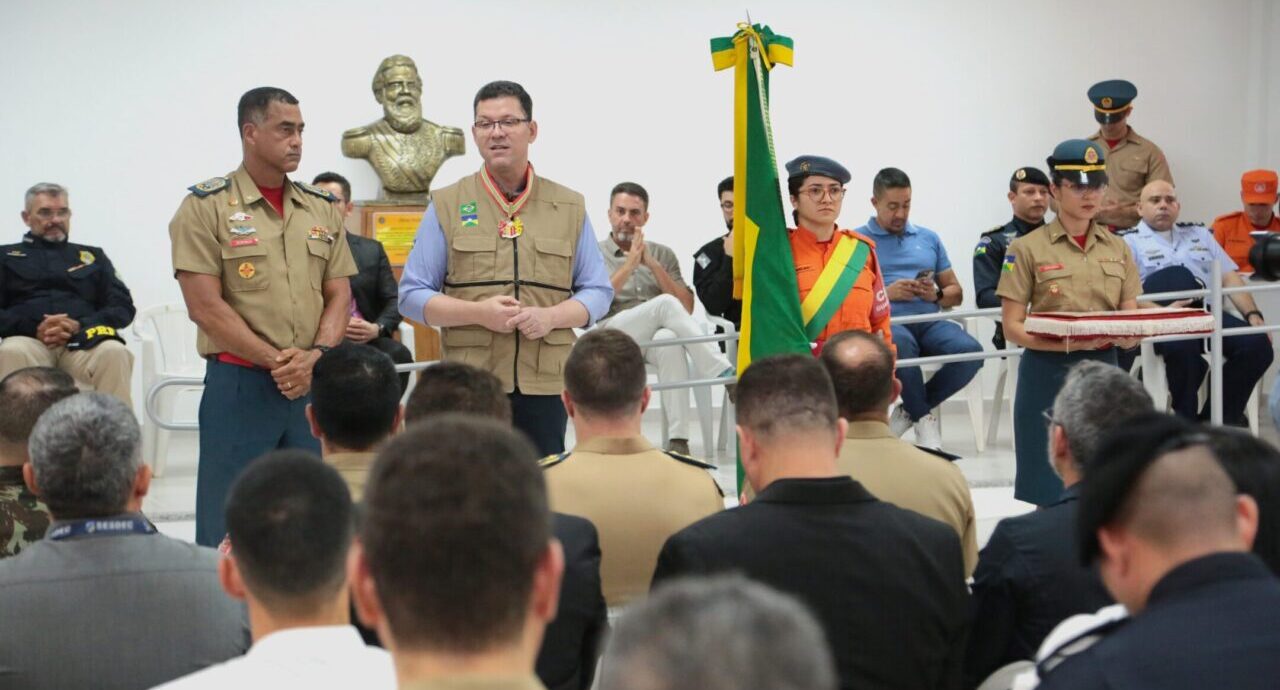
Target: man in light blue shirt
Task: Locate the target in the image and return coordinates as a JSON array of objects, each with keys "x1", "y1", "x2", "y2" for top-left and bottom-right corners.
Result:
[
  {"x1": 1121, "y1": 180, "x2": 1270, "y2": 426},
  {"x1": 398, "y1": 80, "x2": 613, "y2": 455},
  {"x1": 856, "y1": 168, "x2": 981, "y2": 449}
]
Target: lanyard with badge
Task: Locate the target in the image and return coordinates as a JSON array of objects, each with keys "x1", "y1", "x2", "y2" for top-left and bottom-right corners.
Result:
[
  {"x1": 46, "y1": 515, "x2": 157, "y2": 541},
  {"x1": 481, "y1": 164, "x2": 535, "y2": 239}
]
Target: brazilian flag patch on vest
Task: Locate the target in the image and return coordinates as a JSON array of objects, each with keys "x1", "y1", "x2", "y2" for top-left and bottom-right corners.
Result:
[{"x1": 460, "y1": 201, "x2": 479, "y2": 228}]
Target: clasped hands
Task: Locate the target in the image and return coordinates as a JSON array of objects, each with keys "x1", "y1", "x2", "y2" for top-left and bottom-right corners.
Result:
[
  {"x1": 477, "y1": 295, "x2": 554, "y2": 340},
  {"x1": 271, "y1": 347, "x2": 320, "y2": 400},
  {"x1": 36, "y1": 313, "x2": 80, "y2": 348}
]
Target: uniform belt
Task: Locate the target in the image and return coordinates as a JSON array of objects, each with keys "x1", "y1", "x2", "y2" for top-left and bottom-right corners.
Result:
[{"x1": 211, "y1": 352, "x2": 263, "y2": 370}]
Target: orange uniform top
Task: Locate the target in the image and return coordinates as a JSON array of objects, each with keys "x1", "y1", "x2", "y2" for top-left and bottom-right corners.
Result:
[
  {"x1": 789, "y1": 226, "x2": 894, "y2": 351},
  {"x1": 1212, "y1": 211, "x2": 1280, "y2": 273}
]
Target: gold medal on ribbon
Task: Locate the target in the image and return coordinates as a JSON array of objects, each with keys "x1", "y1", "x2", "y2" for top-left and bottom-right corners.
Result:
[
  {"x1": 481, "y1": 164, "x2": 535, "y2": 241},
  {"x1": 498, "y1": 217, "x2": 525, "y2": 239}
]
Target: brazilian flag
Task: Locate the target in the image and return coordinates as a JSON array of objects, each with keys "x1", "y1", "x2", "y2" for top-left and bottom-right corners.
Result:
[{"x1": 711, "y1": 24, "x2": 808, "y2": 488}]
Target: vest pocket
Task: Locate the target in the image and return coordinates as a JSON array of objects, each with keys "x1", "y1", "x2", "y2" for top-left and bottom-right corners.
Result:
[
  {"x1": 443, "y1": 327, "x2": 494, "y2": 369},
  {"x1": 221, "y1": 245, "x2": 270, "y2": 292},
  {"x1": 530, "y1": 327, "x2": 577, "y2": 376},
  {"x1": 452, "y1": 234, "x2": 498, "y2": 280},
  {"x1": 531, "y1": 238, "x2": 573, "y2": 288}
]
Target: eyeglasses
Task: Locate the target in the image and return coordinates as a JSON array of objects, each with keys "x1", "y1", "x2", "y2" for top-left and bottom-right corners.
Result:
[
  {"x1": 720, "y1": 201, "x2": 734, "y2": 211},
  {"x1": 1042, "y1": 408, "x2": 1059, "y2": 430},
  {"x1": 800, "y1": 185, "x2": 845, "y2": 202},
  {"x1": 34, "y1": 208, "x2": 71, "y2": 220},
  {"x1": 473, "y1": 118, "x2": 530, "y2": 133}
]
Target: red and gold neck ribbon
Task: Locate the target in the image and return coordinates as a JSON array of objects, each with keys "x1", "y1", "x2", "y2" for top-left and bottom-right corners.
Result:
[{"x1": 481, "y1": 164, "x2": 535, "y2": 218}]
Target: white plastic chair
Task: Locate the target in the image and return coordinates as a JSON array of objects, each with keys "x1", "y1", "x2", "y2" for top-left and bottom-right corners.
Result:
[
  {"x1": 1135, "y1": 339, "x2": 1260, "y2": 434},
  {"x1": 652, "y1": 320, "x2": 719, "y2": 455},
  {"x1": 134, "y1": 304, "x2": 206, "y2": 476},
  {"x1": 707, "y1": 316, "x2": 737, "y2": 455},
  {"x1": 906, "y1": 317, "x2": 986, "y2": 454}
]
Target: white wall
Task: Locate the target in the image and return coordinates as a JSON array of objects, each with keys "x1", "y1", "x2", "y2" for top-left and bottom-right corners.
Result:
[{"x1": 2, "y1": 0, "x2": 1277, "y2": 317}]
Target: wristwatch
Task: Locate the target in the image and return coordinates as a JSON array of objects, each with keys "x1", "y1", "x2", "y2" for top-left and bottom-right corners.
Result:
[
  {"x1": 313, "y1": 345, "x2": 332, "y2": 354},
  {"x1": 935, "y1": 283, "x2": 945, "y2": 301},
  {"x1": 1245, "y1": 310, "x2": 1264, "y2": 322}
]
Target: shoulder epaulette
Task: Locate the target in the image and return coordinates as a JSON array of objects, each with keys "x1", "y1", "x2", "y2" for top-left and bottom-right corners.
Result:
[
  {"x1": 539, "y1": 451, "x2": 571, "y2": 469},
  {"x1": 294, "y1": 180, "x2": 338, "y2": 202},
  {"x1": 188, "y1": 177, "x2": 228, "y2": 197},
  {"x1": 915, "y1": 445, "x2": 961, "y2": 462},
  {"x1": 982, "y1": 225, "x2": 1004, "y2": 236},
  {"x1": 1035, "y1": 612, "x2": 1128, "y2": 678},
  {"x1": 663, "y1": 450, "x2": 717, "y2": 470}
]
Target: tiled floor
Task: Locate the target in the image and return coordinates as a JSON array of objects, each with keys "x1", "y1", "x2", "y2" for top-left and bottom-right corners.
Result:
[{"x1": 147, "y1": 392, "x2": 1280, "y2": 547}]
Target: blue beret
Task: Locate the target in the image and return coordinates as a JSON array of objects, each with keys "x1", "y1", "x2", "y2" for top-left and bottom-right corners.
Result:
[
  {"x1": 1088, "y1": 79, "x2": 1137, "y2": 124},
  {"x1": 785, "y1": 155, "x2": 851, "y2": 184},
  {"x1": 1047, "y1": 139, "x2": 1108, "y2": 185}
]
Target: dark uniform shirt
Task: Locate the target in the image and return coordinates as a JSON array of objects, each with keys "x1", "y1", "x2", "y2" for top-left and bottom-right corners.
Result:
[
  {"x1": 974, "y1": 217, "x2": 1042, "y2": 348},
  {"x1": 964, "y1": 486, "x2": 1111, "y2": 687},
  {"x1": 0, "y1": 466, "x2": 50, "y2": 559},
  {"x1": 692, "y1": 233, "x2": 741, "y2": 329},
  {"x1": 0, "y1": 232, "x2": 136, "y2": 338}
]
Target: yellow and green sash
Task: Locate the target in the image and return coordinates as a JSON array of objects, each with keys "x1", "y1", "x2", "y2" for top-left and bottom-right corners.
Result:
[{"x1": 800, "y1": 234, "x2": 871, "y2": 340}]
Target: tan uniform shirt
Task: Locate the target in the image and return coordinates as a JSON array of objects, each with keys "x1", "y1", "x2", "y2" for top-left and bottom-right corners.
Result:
[
  {"x1": 996, "y1": 219, "x2": 1142, "y2": 313},
  {"x1": 169, "y1": 165, "x2": 358, "y2": 356},
  {"x1": 599, "y1": 235, "x2": 689, "y2": 319},
  {"x1": 837, "y1": 421, "x2": 978, "y2": 575},
  {"x1": 1087, "y1": 127, "x2": 1174, "y2": 228},
  {"x1": 541, "y1": 435, "x2": 724, "y2": 607},
  {"x1": 400, "y1": 675, "x2": 546, "y2": 690},
  {"x1": 324, "y1": 451, "x2": 376, "y2": 501}
]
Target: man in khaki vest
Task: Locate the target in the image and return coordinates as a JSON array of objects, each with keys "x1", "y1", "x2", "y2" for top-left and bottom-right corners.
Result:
[
  {"x1": 818, "y1": 329, "x2": 978, "y2": 574},
  {"x1": 169, "y1": 86, "x2": 357, "y2": 546},
  {"x1": 542, "y1": 329, "x2": 723, "y2": 607},
  {"x1": 398, "y1": 80, "x2": 613, "y2": 455}
]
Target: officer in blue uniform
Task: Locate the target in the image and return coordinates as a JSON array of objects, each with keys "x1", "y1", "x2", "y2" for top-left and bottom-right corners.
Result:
[
  {"x1": 1119, "y1": 179, "x2": 1271, "y2": 425},
  {"x1": 974, "y1": 166, "x2": 1051, "y2": 348}
]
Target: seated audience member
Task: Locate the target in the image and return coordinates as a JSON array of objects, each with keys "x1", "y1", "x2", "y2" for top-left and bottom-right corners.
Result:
[
  {"x1": 404, "y1": 360, "x2": 513, "y2": 424},
  {"x1": 400, "y1": 360, "x2": 609, "y2": 690},
  {"x1": 312, "y1": 172, "x2": 414, "y2": 393},
  {"x1": 597, "y1": 182, "x2": 734, "y2": 455},
  {"x1": 0, "y1": 367, "x2": 77, "y2": 558},
  {"x1": 1212, "y1": 169, "x2": 1279, "y2": 273},
  {"x1": 0, "y1": 183, "x2": 136, "y2": 405},
  {"x1": 599, "y1": 574, "x2": 837, "y2": 690},
  {"x1": 819, "y1": 329, "x2": 977, "y2": 574},
  {"x1": 1034, "y1": 416, "x2": 1280, "y2": 689},
  {"x1": 1203, "y1": 426, "x2": 1280, "y2": 575},
  {"x1": 856, "y1": 168, "x2": 982, "y2": 448},
  {"x1": 692, "y1": 176, "x2": 742, "y2": 331},
  {"x1": 653, "y1": 354, "x2": 968, "y2": 690},
  {"x1": 965, "y1": 361, "x2": 1152, "y2": 688},
  {"x1": 1120, "y1": 180, "x2": 1271, "y2": 425},
  {"x1": 973, "y1": 167, "x2": 1051, "y2": 349},
  {"x1": 306, "y1": 344, "x2": 403, "y2": 500},
  {"x1": 349, "y1": 415, "x2": 566, "y2": 690},
  {"x1": 156, "y1": 451, "x2": 393, "y2": 688},
  {"x1": 544, "y1": 329, "x2": 723, "y2": 607},
  {"x1": 0, "y1": 393, "x2": 248, "y2": 689}
]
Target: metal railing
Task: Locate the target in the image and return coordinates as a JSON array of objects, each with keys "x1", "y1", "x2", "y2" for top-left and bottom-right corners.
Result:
[{"x1": 145, "y1": 265, "x2": 1280, "y2": 431}]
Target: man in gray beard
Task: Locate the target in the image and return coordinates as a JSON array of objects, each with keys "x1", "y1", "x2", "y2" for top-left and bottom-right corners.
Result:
[{"x1": 341, "y1": 54, "x2": 465, "y2": 201}]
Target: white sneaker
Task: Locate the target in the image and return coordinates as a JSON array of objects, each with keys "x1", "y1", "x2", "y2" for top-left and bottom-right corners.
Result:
[
  {"x1": 913, "y1": 413, "x2": 942, "y2": 450},
  {"x1": 889, "y1": 405, "x2": 913, "y2": 437}
]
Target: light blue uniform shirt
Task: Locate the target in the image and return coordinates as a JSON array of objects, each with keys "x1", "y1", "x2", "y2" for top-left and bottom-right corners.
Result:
[
  {"x1": 1122, "y1": 220, "x2": 1237, "y2": 285},
  {"x1": 397, "y1": 203, "x2": 614, "y2": 326},
  {"x1": 856, "y1": 217, "x2": 952, "y2": 316}
]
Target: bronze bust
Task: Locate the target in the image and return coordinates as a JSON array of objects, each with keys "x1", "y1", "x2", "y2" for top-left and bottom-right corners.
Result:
[{"x1": 342, "y1": 55, "x2": 465, "y2": 203}]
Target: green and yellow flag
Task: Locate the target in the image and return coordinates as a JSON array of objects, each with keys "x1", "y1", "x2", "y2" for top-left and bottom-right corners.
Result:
[{"x1": 710, "y1": 24, "x2": 809, "y2": 373}]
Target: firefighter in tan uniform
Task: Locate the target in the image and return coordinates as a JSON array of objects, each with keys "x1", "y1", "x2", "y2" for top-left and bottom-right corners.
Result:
[
  {"x1": 398, "y1": 81, "x2": 613, "y2": 456},
  {"x1": 541, "y1": 330, "x2": 723, "y2": 607},
  {"x1": 169, "y1": 87, "x2": 357, "y2": 546},
  {"x1": 997, "y1": 139, "x2": 1144, "y2": 507},
  {"x1": 1085, "y1": 79, "x2": 1174, "y2": 229}
]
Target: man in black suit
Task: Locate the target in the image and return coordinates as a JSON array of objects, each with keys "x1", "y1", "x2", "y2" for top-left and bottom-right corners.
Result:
[
  {"x1": 652, "y1": 353, "x2": 968, "y2": 690},
  {"x1": 1036, "y1": 414, "x2": 1280, "y2": 689},
  {"x1": 398, "y1": 359, "x2": 609, "y2": 689},
  {"x1": 965, "y1": 361, "x2": 1152, "y2": 688},
  {"x1": 312, "y1": 172, "x2": 413, "y2": 392}
]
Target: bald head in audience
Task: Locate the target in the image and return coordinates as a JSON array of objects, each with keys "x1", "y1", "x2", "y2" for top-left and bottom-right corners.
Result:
[{"x1": 1081, "y1": 417, "x2": 1258, "y2": 613}]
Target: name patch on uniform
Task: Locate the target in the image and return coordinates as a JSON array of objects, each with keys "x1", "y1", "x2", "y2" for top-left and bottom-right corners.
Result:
[
  {"x1": 1002, "y1": 254, "x2": 1016, "y2": 272},
  {"x1": 1037, "y1": 263, "x2": 1064, "y2": 272},
  {"x1": 238, "y1": 262, "x2": 256, "y2": 279},
  {"x1": 230, "y1": 237, "x2": 259, "y2": 248},
  {"x1": 6, "y1": 250, "x2": 25, "y2": 257}
]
